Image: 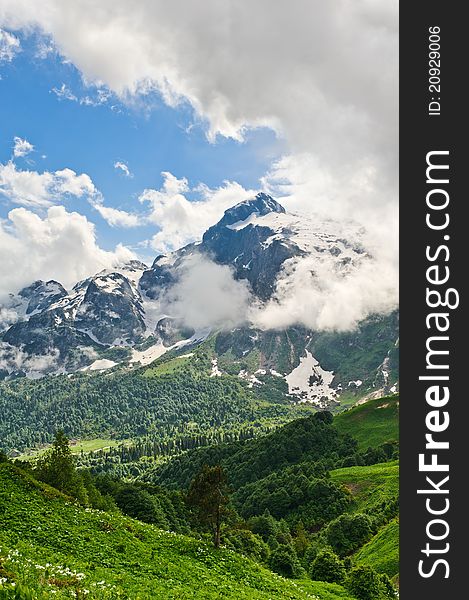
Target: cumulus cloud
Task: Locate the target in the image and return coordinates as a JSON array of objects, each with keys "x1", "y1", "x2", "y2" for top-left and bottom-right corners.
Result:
[
  {"x1": 0, "y1": 27, "x2": 20, "y2": 62},
  {"x1": 0, "y1": 159, "x2": 141, "y2": 229},
  {"x1": 257, "y1": 161, "x2": 398, "y2": 330},
  {"x1": 13, "y1": 136, "x2": 34, "y2": 158},
  {"x1": 0, "y1": 342, "x2": 62, "y2": 377},
  {"x1": 262, "y1": 153, "x2": 399, "y2": 291},
  {"x1": 0, "y1": 307, "x2": 19, "y2": 331},
  {"x1": 0, "y1": 205, "x2": 135, "y2": 299},
  {"x1": 159, "y1": 235, "x2": 397, "y2": 333},
  {"x1": 140, "y1": 172, "x2": 254, "y2": 253},
  {"x1": 0, "y1": 162, "x2": 99, "y2": 208},
  {"x1": 161, "y1": 254, "x2": 252, "y2": 330},
  {"x1": 114, "y1": 161, "x2": 132, "y2": 177},
  {"x1": 252, "y1": 253, "x2": 397, "y2": 332},
  {"x1": 140, "y1": 164, "x2": 397, "y2": 332},
  {"x1": 92, "y1": 201, "x2": 141, "y2": 228},
  {"x1": 1, "y1": 1, "x2": 398, "y2": 238},
  {"x1": 0, "y1": 2, "x2": 397, "y2": 164}
]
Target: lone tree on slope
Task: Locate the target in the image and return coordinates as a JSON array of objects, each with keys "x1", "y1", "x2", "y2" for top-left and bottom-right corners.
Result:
[
  {"x1": 186, "y1": 464, "x2": 230, "y2": 549},
  {"x1": 35, "y1": 430, "x2": 87, "y2": 503}
]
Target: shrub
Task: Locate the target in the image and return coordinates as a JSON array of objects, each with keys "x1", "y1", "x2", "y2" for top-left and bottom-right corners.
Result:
[
  {"x1": 379, "y1": 572, "x2": 397, "y2": 598},
  {"x1": 115, "y1": 486, "x2": 168, "y2": 528},
  {"x1": 224, "y1": 529, "x2": 270, "y2": 563},
  {"x1": 269, "y1": 546, "x2": 302, "y2": 578},
  {"x1": 324, "y1": 513, "x2": 373, "y2": 557},
  {"x1": 248, "y1": 510, "x2": 278, "y2": 541},
  {"x1": 309, "y1": 549, "x2": 346, "y2": 584},
  {"x1": 0, "y1": 583, "x2": 45, "y2": 599},
  {"x1": 346, "y1": 565, "x2": 395, "y2": 600},
  {"x1": 314, "y1": 411, "x2": 333, "y2": 424}
]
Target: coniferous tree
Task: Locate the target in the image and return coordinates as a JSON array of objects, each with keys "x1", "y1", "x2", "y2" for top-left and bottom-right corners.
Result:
[
  {"x1": 35, "y1": 430, "x2": 87, "y2": 504},
  {"x1": 186, "y1": 464, "x2": 230, "y2": 548}
]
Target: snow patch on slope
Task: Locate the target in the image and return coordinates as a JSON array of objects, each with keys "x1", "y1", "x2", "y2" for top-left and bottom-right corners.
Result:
[
  {"x1": 130, "y1": 342, "x2": 168, "y2": 366},
  {"x1": 286, "y1": 350, "x2": 337, "y2": 407},
  {"x1": 81, "y1": 359, "x2": 117, "y2": 371},
  {"x1": 130, "y1": 328, "x2": 211, "y2": 367},
  {"x1": 210, "y1": 358, "x2": 222, "y2": 377},
  {"x1": 238, "y1": 369, "x2": 263, "y2": 387}
]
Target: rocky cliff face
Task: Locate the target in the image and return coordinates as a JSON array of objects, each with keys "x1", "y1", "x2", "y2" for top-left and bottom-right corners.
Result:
[
  {"x1": 19, "y1": 280, "x2": 68, "y2": 315},
  {"x1": 74, "y1": 272, "x2": 146, "y2": 345}
]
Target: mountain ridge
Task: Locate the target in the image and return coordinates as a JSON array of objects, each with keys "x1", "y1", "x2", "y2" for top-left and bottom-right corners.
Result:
[{"x1": 0, "y1": 193, "x2": 398, "y2": 406}]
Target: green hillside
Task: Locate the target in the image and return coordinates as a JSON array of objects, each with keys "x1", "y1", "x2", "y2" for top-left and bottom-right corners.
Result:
[
  {"x1": 354, "y1": 519, "x2": 399, "y2": 580},
  {"x1": 0, "y1": 464, "x2": 355, "y2": 599},
  {"x1": 329, "y1": 463, "x2": 399, "y2": 580},
  {"x1": 333, "y1": 396, "x2": 399, "y2": 450},
  {"x1": 146, "y1": 412, "x2": 357, "y2": 490},
  {"x1": 330, "y1": 462, "x2": 399, "y2": 514}
]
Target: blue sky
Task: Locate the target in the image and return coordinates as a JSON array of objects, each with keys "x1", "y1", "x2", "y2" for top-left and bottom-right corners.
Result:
[{"x1": 0, "y1": 30, "x2": 284, "y2": 261}]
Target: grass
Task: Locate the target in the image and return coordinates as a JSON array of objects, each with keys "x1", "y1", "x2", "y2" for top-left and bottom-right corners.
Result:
[
  {"x1": 331, "y1": 393, "x2": 362, "y2": 412},
  {"x1": 70, "y1": 439, "x2": 121, "y2": 454},
  {"x1": 0, "y1": 464, "x2": 355, "y2": 599},
  {"x1": 143, "y1": 355, "x2": 192, "y2": 377},
  {"x1": 354, "y1": 518, "x2": 399, "y2": 579},
  {"x1": 333, "y1": 395, "x2": 399, "y2": 450},
  {"x1": 329, "y1": 463, "x2": 399, "y2": 581},
  {"x1": 16, "y1": 439, "x2": 120, "y2": 462},
  {"x1": 330, "y1": 462, "x2": 399, "y2": 514}
]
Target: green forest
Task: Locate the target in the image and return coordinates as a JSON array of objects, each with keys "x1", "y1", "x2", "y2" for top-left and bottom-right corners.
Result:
[
  {"x1": 0, "y1": 350, "x2": 316, "y2": 453},
  {"x1": 0, "y1": 394, "x2": 399, "y2": 599}
]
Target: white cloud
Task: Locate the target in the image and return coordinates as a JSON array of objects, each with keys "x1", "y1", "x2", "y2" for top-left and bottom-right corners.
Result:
[
  {"x1": 13, "y1": 136, "x2": 34, "y2": 158},
  {"x1": 35, "y1": 37, "x2": 55, "y2": 59},
  {"x1": 262, "y1": 153, "x2": 399, "y2": 273},
  {"x1": 255, "y1": 154, "x2": 398, "y2": 330},
  {"x1": 0, "y1": 205, "x2": 135, "y2": 299},
  {"x1": 0, "y1": 342, "x2": 62, "y2": 377},
  {"x1": 0, "y1": 27, "x2": 20, "y2": 62},
  {"x1": 161, "y1": 254, "x2": 252, "y2": 330},
  {"x1": 0, "y1": 2, "x2": 397, "y2": 165},
  {"x1": 55, "y1": 167, "x2": 96, "y2": 196},
  {"x1": 0, "y1": 307, "x2": 19, "y2": 330},
  {"x1": 51, "y1": 83, "x2": 77, "y2": 102},
  {"x1": 51, "y1": 82, "x2": 112, "y2": 107},
  {"x1": 80, "y1": 88, "x2": 111, "y2": 106},
  {"x1": 92, "y1": 202, "x2": 141, "y2": 228},
  {"x1": 140, "y1": 171, "x2": 254, "y2": 253},
  {"x1": 114, "y1": 161, "x2": 132, "y2": 177},
  {"x1": 0, "y1": 160, "x2": 142, "y2": 229},
  {"x1": 251, "y1": 252, "x2": 398, "y2": 332},
  {"x1": 142, "y1": 165, "x2": 398, "y2": 331},
  {"x1": 0, "y1": 162, "x2": 99, "y2": 207}
]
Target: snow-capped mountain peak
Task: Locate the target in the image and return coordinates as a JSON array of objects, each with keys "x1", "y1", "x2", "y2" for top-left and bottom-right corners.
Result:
[
  {"x1": 203, "y1": 192, "x2": 285, "y2": 239},
  {"x1": 0, "y1": 194, "x2": 398, "y2": 403},
  {"x1": 19, "y1": 280, "x2": 68, "y2": 316}
]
